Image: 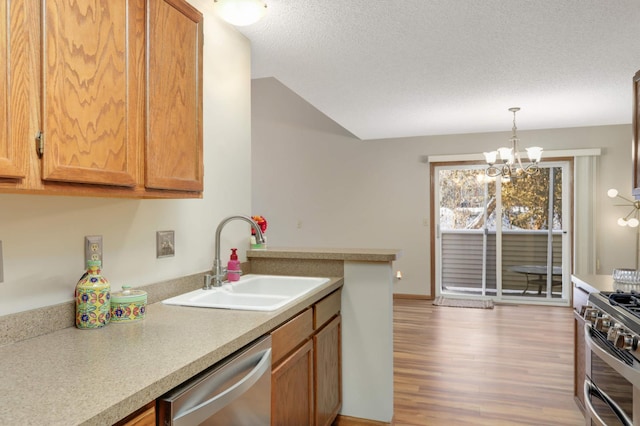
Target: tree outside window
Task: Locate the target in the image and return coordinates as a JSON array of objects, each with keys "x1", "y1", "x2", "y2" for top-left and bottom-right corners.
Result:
[{"x1": 439, "y1": 167, "x2": 562, "y2": 231}]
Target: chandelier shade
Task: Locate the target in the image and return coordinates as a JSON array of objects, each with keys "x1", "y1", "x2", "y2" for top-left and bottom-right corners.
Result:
[{"x1": 484, "y1": 107, "x2": 543, "y2": 178}]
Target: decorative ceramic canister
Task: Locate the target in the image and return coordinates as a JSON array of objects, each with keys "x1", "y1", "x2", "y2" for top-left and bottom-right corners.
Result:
[
  {"x1": 110, "y1": 286, "x2": 147, "y2": 323},
  {"x1": 75, "y1": 260, "x2": 111, "y2": 329}
]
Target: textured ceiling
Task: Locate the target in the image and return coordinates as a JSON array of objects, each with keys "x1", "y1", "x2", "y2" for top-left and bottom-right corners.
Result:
[{"x1": 232, "y1": 0, "x2": 640, "y2": 140}]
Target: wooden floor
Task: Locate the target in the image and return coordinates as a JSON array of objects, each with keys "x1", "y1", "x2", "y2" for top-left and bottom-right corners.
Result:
[{"x1": 393, "y1": 299, "x2": 585, "y2": 426}]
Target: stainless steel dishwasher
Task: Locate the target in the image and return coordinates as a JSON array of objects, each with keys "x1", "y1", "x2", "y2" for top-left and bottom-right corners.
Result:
[{"x1": 157, "y1": 335, "x2": 271, "y2": 425}]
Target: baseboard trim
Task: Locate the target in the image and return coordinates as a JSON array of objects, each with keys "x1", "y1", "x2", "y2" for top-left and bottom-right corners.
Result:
[
  {"x1": 393, "y1": 293, "x2": 432, "y2": 300},
  {"x1": 334, "y1": 414, "x2": 393, "y2": 426}
]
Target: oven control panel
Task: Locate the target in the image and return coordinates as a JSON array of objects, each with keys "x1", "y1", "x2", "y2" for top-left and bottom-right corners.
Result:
[{"x1": 581, "y1": 305, "x2": 640, "y2": 355}]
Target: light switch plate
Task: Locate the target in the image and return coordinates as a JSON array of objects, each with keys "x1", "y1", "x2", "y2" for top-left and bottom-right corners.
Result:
[{"x1": 157, "y1": 231, "x2": 175, "y2": 258}]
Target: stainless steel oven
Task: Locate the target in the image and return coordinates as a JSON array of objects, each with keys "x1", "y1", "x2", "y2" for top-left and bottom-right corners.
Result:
[
  {"x1": 582, "y1": 292, "x2": 640, "y2": 426},
  {"x1": 584, "y1": 323, "x2": 637, "y2": 425}
]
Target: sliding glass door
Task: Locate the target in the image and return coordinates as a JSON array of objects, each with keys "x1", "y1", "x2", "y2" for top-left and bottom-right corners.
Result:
[{"x1": 433, "y1": 161, "x2": 571, "y2": 304}]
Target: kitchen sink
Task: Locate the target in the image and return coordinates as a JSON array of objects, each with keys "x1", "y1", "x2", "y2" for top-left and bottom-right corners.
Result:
[
  {"x1": 162, "y1": 274, "x2": 330, "y2": 311},
  {"x1": 229, "y1": 275, "x2": 329, "y2": 297}
]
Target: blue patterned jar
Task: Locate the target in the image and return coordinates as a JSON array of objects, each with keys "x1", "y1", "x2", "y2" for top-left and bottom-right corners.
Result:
[
  {"x1": 75, "y1": 260, "x2": 111, "y2": 329},
  {"x1": 110, "y1": 286, "x2": 147, "y2": 323}
]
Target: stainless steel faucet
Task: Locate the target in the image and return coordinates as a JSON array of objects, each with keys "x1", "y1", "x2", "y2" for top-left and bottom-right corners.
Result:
[{"x1": 203, "y1": 215, "x2": 265, "y2": 289}]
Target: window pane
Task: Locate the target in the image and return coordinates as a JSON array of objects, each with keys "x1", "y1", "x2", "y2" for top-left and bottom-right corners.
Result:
[
  {"x1": 500, "y1": 167, "x2": 562, "y2": 231},
  {"x1": 439, "y1": 169, "x2": 493, "y2": 230}
]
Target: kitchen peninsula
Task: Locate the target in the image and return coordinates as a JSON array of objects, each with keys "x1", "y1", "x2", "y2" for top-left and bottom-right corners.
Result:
[
  {"x1": 0, "y1": 247, "x2": 399, "y2": 425},
  {"x1": 248, "y1": 247, "x2": 401, "y2": 424}
]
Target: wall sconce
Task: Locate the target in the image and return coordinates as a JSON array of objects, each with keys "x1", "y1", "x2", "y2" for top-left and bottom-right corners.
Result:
[
  {"x1": 608, "y1": 189, "x2": 640, "y2": 227},
  {"x1": 608, "y1": 188, "x2": 640, "y2": 269},
  {"x1": 395, "y1": 271, "x2": 403, "y2": 280}
]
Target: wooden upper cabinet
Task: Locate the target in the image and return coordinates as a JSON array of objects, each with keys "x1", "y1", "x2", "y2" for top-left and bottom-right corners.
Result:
[
  {"x1": 41, "y1": 0, "x2": 144, "y2": 187},
  {"x1": 0, "y1": 0, "x2": 202, "y2": 197},
  {"x1": 146, "y1": 0, "x2": 203, "y2": 192},
  {"x1": 0, "y1": 0, "x2": 39, "y2": 180}
]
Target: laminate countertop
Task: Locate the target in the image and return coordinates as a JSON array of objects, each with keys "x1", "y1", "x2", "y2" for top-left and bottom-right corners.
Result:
[
  {"x1": 247, "y1": 247, "x2": 400, "y2": 262},
  {"x1": 0, "y1": 277, "x2": 343, "y2": 425},
  {"x1": 571, "y1": 274, "x2": 615, "y2": 293},
  {"x1": 572, "y1": 273, "x2": 640, "y2": 295}
]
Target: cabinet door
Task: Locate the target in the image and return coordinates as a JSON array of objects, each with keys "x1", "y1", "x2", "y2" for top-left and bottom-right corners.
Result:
[
  {"x1": 42, "y1": 0, "x2": 143, "y2": 187},
  {"x1": 146, "y1": 0, "x2": 203, "y2": 192},
  {"x1": 272, "y1": 339, "x2": 314, "y2": 426},
  {"x1": 0, "y1": 0, "x2": 39, "y2": 180},
  {"x1": 314, "y1": 315, "x2": 342, "y2": 426}
]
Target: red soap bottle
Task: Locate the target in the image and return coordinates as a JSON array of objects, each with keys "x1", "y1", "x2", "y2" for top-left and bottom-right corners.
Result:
[{"x1": 227, "y1": 248, "x2": 241, "y2": 282}]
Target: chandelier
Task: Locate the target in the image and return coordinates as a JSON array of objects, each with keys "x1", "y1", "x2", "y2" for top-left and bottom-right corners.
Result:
[{"x1": 484, "y1": 107, "x2": 543, "y2": 178}]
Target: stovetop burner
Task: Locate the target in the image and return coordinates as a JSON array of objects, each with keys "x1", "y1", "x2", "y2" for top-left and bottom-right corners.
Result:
[{"x1": 608, "y1": 291, "x2": 640, "y2": 319}]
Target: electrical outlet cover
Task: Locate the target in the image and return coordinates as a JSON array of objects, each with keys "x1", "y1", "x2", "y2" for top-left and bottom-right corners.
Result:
[{"x1": 84, "y1": 235, "x2": 103, "y2": 267}]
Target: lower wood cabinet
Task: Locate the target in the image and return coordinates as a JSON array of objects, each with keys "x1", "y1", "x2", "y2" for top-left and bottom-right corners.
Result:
[
  {"x1": 314, "y1": 315, "x2": 341, "y2": 426},
  {"x1": 272, "y1": 339, "x2": 315, "y2": 425},
  {"x1": 112, "y1": 401, "x2": 155, "y2": 426},
  {"x1": 271, "y1": 289, "x2": 342, "y2": 426}
]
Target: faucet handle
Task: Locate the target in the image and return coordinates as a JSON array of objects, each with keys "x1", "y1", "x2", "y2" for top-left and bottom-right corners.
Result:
[
  {"x1": 203, "y1": 274, "x2": 213, "y2": 290},
  {"x1": 218, "y1": 266, "x2": 228, "y2": 278}
]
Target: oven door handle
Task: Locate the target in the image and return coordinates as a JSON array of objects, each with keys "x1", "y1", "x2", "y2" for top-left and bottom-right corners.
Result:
[
  {"x1": 584, "y1": 377, "x2": 633, "y2": 426},
  {"x1": 583, "y1": 324, "x2": 640, "y2": 388}
]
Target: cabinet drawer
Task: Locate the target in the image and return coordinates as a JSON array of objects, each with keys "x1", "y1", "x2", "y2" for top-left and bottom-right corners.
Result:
[
  {"x1": 272, "y1": 308, "x2": 313, "y2": 364},
  {"x1": 314, "y1": 289, "x2": 341, "y2": 330}
]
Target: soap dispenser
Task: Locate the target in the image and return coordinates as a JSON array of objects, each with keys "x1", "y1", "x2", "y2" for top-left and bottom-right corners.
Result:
[{"x1": 227, "y1": 248, "x2": 241, "y2": 282}]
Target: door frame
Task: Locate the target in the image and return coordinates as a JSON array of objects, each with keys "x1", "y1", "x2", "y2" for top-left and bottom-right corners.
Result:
[{"x1": 429, "y1": 158, "x2": 574, "y2": 305}]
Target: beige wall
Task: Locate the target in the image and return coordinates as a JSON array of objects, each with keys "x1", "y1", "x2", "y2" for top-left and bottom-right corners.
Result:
[
  {"x1": 252, "y1": 77, "x2": 634, "y2": 296},
  {"x1": 0, "y1": 2, "x2": 253, "y2": 315}
]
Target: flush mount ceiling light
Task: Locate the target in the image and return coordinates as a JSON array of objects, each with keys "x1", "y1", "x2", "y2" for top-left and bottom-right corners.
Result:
[
  {"x1": 483, "y1": 107, "x2": 543, "y2": 178},
  {"x1": 213, "y1": 0, "x2": 267, "y2": 26}
]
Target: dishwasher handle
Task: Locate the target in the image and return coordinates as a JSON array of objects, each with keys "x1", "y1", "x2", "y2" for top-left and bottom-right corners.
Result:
[{"x1": 173, "y1": 347, "x2": 272, "y2": 426}]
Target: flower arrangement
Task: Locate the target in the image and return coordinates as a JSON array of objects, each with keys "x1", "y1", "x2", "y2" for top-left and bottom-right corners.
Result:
[
  {"x1": 251, "y1": 215, "x2": 268, "y2": 234},
  {"x1": 250, "y1": 215, "x2": 268, "y2": 249}
]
